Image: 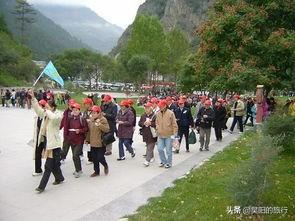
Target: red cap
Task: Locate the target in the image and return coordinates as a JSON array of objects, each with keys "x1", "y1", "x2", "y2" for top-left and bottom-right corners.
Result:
[
  {"x1": 158, "y1": 100, "x2": 167, "y2": 108},
  {"x1": 234, "y1": 95, "x2": 240, "y2": 99},
  {"x1": 46, "y1": 93, "x2": 52, "y2": 98},
  {"x1": 68, "y1": 99, "x2": 76, "y2": 107},
  {"x1": 127, "y1": 99, "x2": 134, "y2": 106},
  {"x1": 166, "y1": 96, "x2": 172, "y2": 102},
  {"x1": 103, "y1": 95, "x2": 112, "y2": 102},
  {"x1": 91, "y1": 105, "x2": 101, "y2": 113},
  {"x1": 83, "y1": 98, "x2": 93, "y2": 105},
  {"x1": 38, "y1": 99, "x2": 47, "y2": 106},
  {"x1": 150, "y1": 97, "x2": 158, "y2": 104},
  {"x1": 120, "y1": 100, "x2": 130, "y2": 107},
  {"x1": 217, "y1": 99, "x2": 224, "y2": 103},
  {"x1": 72, "y1": 103, "x2": 81, "y2": 110},
  {"x1": 144, "y1": 102, "x2": 153, "y2": 108}
]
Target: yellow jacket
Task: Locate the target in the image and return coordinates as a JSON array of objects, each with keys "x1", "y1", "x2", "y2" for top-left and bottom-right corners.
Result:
[{"x1": 156, "y1": 108, "x2": 178, "y2": 138}]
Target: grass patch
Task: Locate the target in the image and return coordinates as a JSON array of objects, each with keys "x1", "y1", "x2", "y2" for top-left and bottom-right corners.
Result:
[{"x1": 127, "y1": 131, "x2": 295, "y2": 221}]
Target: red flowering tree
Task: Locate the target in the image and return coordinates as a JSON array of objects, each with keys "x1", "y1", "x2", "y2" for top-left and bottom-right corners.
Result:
[{"x1": 195, "y1": 0, "x2": 295, "y2": 94}]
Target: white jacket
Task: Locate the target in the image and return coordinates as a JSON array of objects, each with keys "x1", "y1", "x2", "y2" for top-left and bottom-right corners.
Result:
[{"x1": 32, "y1": 98, "x2": 62, "y2": 150}]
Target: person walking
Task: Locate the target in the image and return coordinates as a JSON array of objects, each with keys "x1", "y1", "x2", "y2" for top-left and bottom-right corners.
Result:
[
  {"x1": 228, "y1": 95, "x2": 245, "y2": 134},
  {"x1": 101, "y1": 95, "x2": 117, "y2": 155},
  {"x1": 174, "y1": 99, "x2": 194, "y2": 153},
  {"x1": 85, "y1": 105, "x2": 110, "y2": 177},
  {"x1": 138, "y1": 102, "x2": 157, "y2": 167},
  {"x1": 60, "y1": 99, "x2": 76, "y2": 163},
  {"x1": 156, "y1": 100, "x2": 178, "y2": 168},
  {"x1": 243, "y1": 97, "x2": 254, "y2": 126},
  {"x1": 116, "y1": 100, "x2": 135, "y2": 161},
  {"x1": 65, "y1": 103, "x2": 88, "y2": 178},
  {"x1": 82, "y1": 98, "x2": 94, "y2": 164},
  {"x1": 32, "y1": 99, "x2": 48, "y2": 176},
  {"x1": 197, "y1": 100, "x2": 215, "y2": 151},
  {"x1": 29, "y1": 90, "x2": 64, "y2": 194},
  {"x1": 213, "y1": 99, "x2": 226, "y2": 141}
]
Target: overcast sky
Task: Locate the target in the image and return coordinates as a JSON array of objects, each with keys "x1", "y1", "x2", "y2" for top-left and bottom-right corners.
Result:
[{"x1": 29, "y1": 0, "x2": 146, "y2": 29}]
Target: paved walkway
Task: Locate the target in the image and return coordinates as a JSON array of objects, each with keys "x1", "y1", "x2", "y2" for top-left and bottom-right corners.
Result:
[{"x1": 0, "y1": 107, "x2": 239, "y2": 221}]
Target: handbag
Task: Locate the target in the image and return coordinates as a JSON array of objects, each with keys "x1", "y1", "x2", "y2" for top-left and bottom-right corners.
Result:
[
  {"x1": 102, "y1": 131, "x2": 116, "y2": 146},
  {"x1": 150, "y1": 127, "x2": 158, "y2": 138},
  {"x1": 188, "y1": 129, "x2": 197, "y2": 144}
]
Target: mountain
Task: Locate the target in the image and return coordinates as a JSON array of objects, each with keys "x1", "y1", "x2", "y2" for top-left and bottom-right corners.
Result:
[
  {"x1": 34, "y1": 4, "x2": 124, "y2": 54},
  {"x1": 0, "y1": 0, "x2": 89, "y2": 60},
  {"x1": 110, "y1": 0, "x2": 213, "y2": 56}
]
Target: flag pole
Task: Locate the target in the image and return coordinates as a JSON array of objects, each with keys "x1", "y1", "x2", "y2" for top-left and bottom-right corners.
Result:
[{"x1": 33, "y1": 70, "x2": 44, "y2": 87}]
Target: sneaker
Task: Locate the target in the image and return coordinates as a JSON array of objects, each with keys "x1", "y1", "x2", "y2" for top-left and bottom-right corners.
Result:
[
  {"x1": 61, "y1": 159, "x2": 65, "y2": 164},
  {"x1": 73, "y1": 171, "x2": 83, "y2": 178},
  {"x1": 142, "y1": 154, "x2": 147, "y2": 157},
  {"x1": 131, "y1": 152, "x2": 136, "y2": 158},
  {"x1": 165, "y1": 164, "x2": 171, "y2": 169},
  {"x1": 32, "y1": 172, "x2": 42, "y2": 176},
  {"x1": 117, "y1": 157, "x2": 126, "y2": 161},
  {"x1": 159, "y1": 163, "x2": 165, "y2": 167},
  {"x1": 104, "y1": 166, "x2": 109, "y2": 175},
  {"x1": 143, "y1": 161, "x2": 150, "y2": 167},
  {"x1": 173, "y1": 150, "x2": 179, "y2": 154},
  {"x1": 238, "y1": 131, "x2": 243, "y2": 134},
  {"x1": 52, "y1": 179, "x2": 65, "y2": 185},
  {"x1": 35, "y1": 187, "x2": 44, "y2": 194},
  {"x1": 227, "y1": 129, "x2": 233, "y2": 134},
  {"x1": 86, "y1": 161, "x2": 93, "y2": 165},
  {"x1": 90, "y1": 172, "x2": 99, "y2": 177},
  {"x1": 204, "y1": 147, "x2": 209, "y2": 151},
  {"x1": 199, "y1": 147, "x2": 203, "y2": 151},
  {"x1": 186, "y1": 149, "x2": 190, "y2": 153},
  {"x1": 150, "y1": 158, "x2": 155, "y2": 163}
]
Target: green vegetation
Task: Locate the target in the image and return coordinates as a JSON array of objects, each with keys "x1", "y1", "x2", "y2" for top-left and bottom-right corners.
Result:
[
  {"x1": 189, "y1": 0, "x2": 295, "y2": 94},
  {"x1": 0, "y1": 0, "x2": 88, "y2": 60},
  {"x1": 127, "y1": 101, "x2": 295, "y2": 221},
  {"x1": 0, "y1": 15, "x2": 38, "y2": 86}
]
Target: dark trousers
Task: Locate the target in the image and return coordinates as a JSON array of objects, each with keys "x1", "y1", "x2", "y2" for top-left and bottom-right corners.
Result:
[
  {"x1": 214, "y1": 125, "x2": 222, "y2": 140},
  {"x1": 61, "y1": 140, "x2": 71, "y2": 160},
  {"x1": 230, "y1": 116, "x2": 244, "y2": 132},
  {"x1": 71, "y1": 144, "x2": 83, "y2": 172},
  {"x1": 35, "y1": 141, "x2": 46, "y2": 173},
  {"x1": 38, "y1": 148, "x2": 64, "y2": 190},
  {"x1": 244, "y1": 114, "x2": 253, "y2": 126},
  {"x1": 91, "y1": 147, "x2": 108, "y2": 175},
  {"x1": 178, "y1": 126, "x2": 190, "y2": 150},
  {"x1": 87, "y1": 151, "x2": 92, "y2": 162},
  {"x1": 1, "y1": 98, "x2": 4, "y2": 107},
  {"x1": 118, "y1": 138, "x2": 134, "y2": 158}
]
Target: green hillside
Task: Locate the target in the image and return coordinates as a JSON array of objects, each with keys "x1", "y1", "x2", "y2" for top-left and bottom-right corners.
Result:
[
  {"x1": 0, "y1": 0, "x2": 89, "y2": 60},
  {"x1": 0, "y1": 15, "x2": 37, "y2": 86}
]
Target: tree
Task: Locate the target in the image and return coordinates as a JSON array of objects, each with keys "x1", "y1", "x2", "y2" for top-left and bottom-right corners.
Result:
[
  {"x1": 179, "y1": 54, "x2": 197, "y2": 92},
  {"x1": 122, "y1": 15, "x2": 169, "y2": 82},
  {"x1": 127, "y1": 54, "x2": 152, "y2": 88},
  {"x1": 195, "y1": 0, "x2": 295, "y2": 94},
  {"x1": 166, "y1": 27, "x2": 190, "y2": 80},
  {"x1": 12, "y1": 0, "x2": 36, "y2": 44}
]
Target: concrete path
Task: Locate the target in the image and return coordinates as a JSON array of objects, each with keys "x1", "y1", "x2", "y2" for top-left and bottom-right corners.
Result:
[{"x1": 0, "y1": 107, "x2": 240, "y2": 221}]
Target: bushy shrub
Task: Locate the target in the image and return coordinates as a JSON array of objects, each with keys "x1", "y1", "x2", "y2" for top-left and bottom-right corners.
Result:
[
  {"x1": 262, "y1": 114, "x2": 295, "y2": 153},
  {"x1": 229, "y1": 135, "x2": 280, "y2": 208}
]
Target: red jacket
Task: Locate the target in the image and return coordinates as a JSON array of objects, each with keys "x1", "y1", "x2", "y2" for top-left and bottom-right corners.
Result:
[{"x1": 65, "y1": 115, "x2": 88, "y2": 145}]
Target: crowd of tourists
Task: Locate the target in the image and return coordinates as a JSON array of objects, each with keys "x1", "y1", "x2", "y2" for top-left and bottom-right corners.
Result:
[{"x1": 3, "y1": 88, "x2": 294, "y2": 193}]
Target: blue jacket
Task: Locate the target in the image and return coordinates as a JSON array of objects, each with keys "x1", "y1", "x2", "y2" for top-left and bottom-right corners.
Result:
[{"x1": 174, "y1": 107, "x2": 194, "y2": 127}]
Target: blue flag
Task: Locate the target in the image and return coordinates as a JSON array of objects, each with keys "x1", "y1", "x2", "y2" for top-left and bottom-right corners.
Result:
[{"x1": 41, "y1": 61, "x2": 64, "y2": 87}]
